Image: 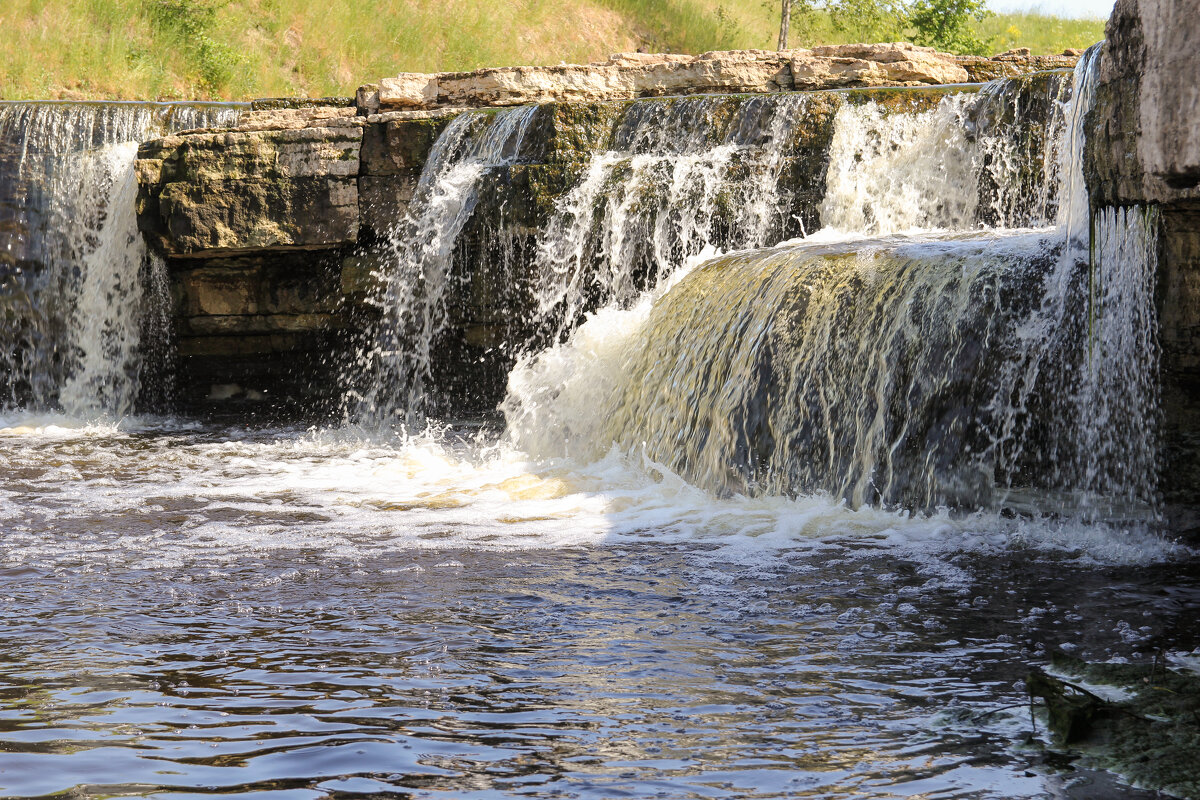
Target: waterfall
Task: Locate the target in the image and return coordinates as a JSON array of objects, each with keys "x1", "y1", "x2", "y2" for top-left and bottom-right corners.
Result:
[
  {"x1": 971, "y1": 71, "x2": 1072, "y2": 228},
  {"x1": 349, "y1": 105, "x2": 540, "y2": 430},
  {"x1": 530, "y1": 94, "x2": 813, "y2": 341},
  {"x1": 352, "y1": 94, "x2": 819, "y2": 426},
  {"x1": 0, "y1": 102, "x2": 243, "y2": 417},
  {"x1": 506, "y1": 45, "x2": 1162, "y2": 516},
  {"x1": 820, "y1": 93, "x2": 980, "y2": 234}
]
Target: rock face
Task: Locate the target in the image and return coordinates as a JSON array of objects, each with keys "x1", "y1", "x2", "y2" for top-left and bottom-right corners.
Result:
[
  {"x1": 1085, "y1": 0, "x2": 1200, "y2": 517},
  {"x1": 1087, "y1": 0, "x2": 1200, "y2": 206},
  {"x1": 954, "y1": 51, "x2": 1078, "y2": 83},
  {"x1": 137, "y1": 123, "x2": 362, "y2": 256},
  {"x1": 358, "y1": 44, "x2": 1073, "y2": 114}
]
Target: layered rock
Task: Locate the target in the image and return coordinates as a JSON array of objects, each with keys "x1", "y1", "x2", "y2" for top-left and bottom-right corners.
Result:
[
  {"x1": 1086, "y1": 0, "x2": 1200, "y2": 206},
  {"x1": 955, "y1": 49, "x2": 1079, "y2": 83},
  {"x1": 131, "y1": 45, "x2": 1076, "y2": 413},
  {"x1": 1084, "y1": 0, "x2": 1200, "y2": 517},
  {"x1": 359, "y1": 44, "x2": 1070, "y2": 114},
  {"x1": 137, "y1": 123, "x2": 363, "y2": 256}
]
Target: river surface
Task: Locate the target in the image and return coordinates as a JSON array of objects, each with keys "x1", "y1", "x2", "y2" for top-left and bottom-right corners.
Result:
[{"x1": 1, "y1": 416, "x2": 1197, "y2": 799}]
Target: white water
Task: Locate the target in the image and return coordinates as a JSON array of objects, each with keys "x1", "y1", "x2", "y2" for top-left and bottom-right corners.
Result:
[
  {"x1": 52, "y1": 143, "x2": 157, "y2": 417},
  {"x1": 504, "y1": 46, "x2": 1163, "y2": 520},
  {"x1": 0, "y1": 51, "x2": 1180, "y2": 567},
  {"x1": 0, "y1": 102, "x2": 243, "y2": 416},
  {"x1": 531, "y1": 95, "x2": 811, "y2": 340},
  {"x1": 350, "y1": 106, "x2": 540, "y2": 428},
  {"x1": 821, "y1": 94, "x2": 980, "y2": 234},
  {"x1": 0, "y1": 60, "x2": 1193, "y2": 800},
  {"x1": 0, "y1": 414, "x2": 1184, "y2": 571}
]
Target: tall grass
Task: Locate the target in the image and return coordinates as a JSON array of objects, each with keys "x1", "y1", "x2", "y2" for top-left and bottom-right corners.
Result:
[
  {"x1": 0, "y1": 0, "x2": 1107, "y2": 100},
  {"x1": 975, "y1": 11, "x2": 1105, "y2": 54}
]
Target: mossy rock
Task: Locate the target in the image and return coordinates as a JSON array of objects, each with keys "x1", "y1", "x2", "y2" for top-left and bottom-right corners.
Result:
[
  {"x1": 250, "y1": 97, "x2": 355, "y2": 111},
  {"x1": 841, "y1": 84, "x2": 982, "y2": 114},
  {"x1": 1027, "y1": 653, "x2": 1200, "y2": 799}
]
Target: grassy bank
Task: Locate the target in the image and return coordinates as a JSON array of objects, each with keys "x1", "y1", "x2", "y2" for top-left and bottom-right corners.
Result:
[{"x1": 0, "y1": 0, "x2": 1107, "y2": 100}]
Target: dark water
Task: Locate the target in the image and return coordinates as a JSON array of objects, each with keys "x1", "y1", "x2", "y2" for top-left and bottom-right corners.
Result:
[{"x1": 1, "y1": 420, "x2": 1196, "y2": 799}]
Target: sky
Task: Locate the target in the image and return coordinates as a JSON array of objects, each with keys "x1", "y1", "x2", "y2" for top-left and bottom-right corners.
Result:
[{"x1": 987, "y1": 0, "x2": 1114, "y2": 17}]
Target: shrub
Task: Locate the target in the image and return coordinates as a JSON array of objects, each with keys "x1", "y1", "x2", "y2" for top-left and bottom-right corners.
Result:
[{"x1": 908, "y1": 0, "x2": 993, "y2": 54}]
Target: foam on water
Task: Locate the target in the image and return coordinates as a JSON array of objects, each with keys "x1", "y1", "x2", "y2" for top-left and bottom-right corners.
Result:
[
  {"x1": 0, "y1": 411, "x2": 1186, "y2": 574},
  {"x1": 0, "y1": 48, "x2": 1181, "y2": 575}
]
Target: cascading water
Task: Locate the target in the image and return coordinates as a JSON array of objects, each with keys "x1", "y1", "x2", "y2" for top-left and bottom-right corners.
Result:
[
  {"x1": 505, "y1": 45, "x2": 1161, "y2": 517},
  {"x1": 352, "y1": 93, "x2": 823, "y2": 425},
  {"x1": 971, "y1": 71, "x2": 1072, "y2": 228},
  {"x1": 530, "y1": 93, "x2": 814, "y2": 341},
  {"x1": 5, "y1": 47, "x2": 1198, "y2": 800},
  {"x1": 820, "y1": 92, "x2": 981, "y2": 234},
  {"x1": 0, "y1": 102, "x2": 243, "y2": 417},
  {"x1": 349, "y1": 105, "x2": 540, "y2": 429}
]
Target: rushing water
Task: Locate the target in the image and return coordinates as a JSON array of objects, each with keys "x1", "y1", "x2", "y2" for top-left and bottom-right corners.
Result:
[
  {"x1": 350, "y1": 106, "x2": 541, "y2": 429},
  {"x1": 0, "y1": 417, "x2": 1196, "y2": 799},
  {"x1": 1, "y1": 49, "x2": 1198, "y2": 800},
  {"x1": 0, "y1": 102, "x2": 244, "y2": 415}
]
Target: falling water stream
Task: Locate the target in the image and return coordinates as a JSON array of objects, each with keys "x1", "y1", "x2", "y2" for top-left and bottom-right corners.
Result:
[
  {"x1": 0, "y1": 102, "x2": 244, "y2": 415},
  {"x1": 1, "y1": 54, "x2": 1198, "y2": 799}
]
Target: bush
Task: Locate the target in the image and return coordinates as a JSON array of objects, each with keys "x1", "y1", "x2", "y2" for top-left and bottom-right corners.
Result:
[
  {"x1": 827, "y1": 0, "x2": 909, "y2": 43},
  {"x1": 908, "y1": 0, "x2": 993, "y2": 54},
  {"x1": 770, "y1": 0, "x2": 996, "y2": 54},
  {"x1": 144, "y1": 0, "x2": 242, "y2": 92}
]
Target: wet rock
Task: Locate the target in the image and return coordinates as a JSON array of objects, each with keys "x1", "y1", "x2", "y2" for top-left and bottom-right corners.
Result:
[
  {"x1": 137, "y1": 126, "x2": 361, "y2": 255},
  {"x1": 170, "y1": 251, "x2": 348, "y2": 415},
  {"x1": 1087, "y1": 0, "x2": 1200, "y2": 206},
  {"x1": 954, "y1": 52, "x2": 1077, "y2": 83},
  {"x1": 1028, "y1": 654, "x2": 1200, "y2": 799},
  {"x1": 1085, "y1": 0, "x2": 1200, "y2": 514},
  {"x1": 360, "y1": 112, "x2": 453, "y2": 175}
]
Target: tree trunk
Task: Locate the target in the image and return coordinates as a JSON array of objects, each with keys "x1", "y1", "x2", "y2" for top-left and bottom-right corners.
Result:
[{"x1": 778, "y1": 0, "x2": 791, "y2": 50}]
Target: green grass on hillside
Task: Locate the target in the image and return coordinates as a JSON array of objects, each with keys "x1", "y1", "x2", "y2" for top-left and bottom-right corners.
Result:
[
  {"x1": 974, "y1": 10, "x2": 1106, "y2": 53},
  {"x1": 0, "y1": 0, "x2": 1107, "y2": 100}
]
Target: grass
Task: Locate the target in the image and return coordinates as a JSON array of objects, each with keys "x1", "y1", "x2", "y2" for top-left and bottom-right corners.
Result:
[
  {"x1": 974, "y1": 10, "x2": 1106, "y2": 54},
  {"x1": 0, "y1": 0, "x2": 1108, "y2": 100}
]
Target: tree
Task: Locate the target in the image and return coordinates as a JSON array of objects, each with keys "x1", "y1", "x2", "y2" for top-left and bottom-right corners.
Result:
[
  {"x1": 776, "y1": 0, "x2": 822, "y2": 49},
  {"x1": 774, "y1": 0, "x2": 910, "y2": 49},
  {"x1": 908, "y1": 0, "x2": 993, "y2": 55},
  {"x1": 772, "y1": 0, "x2": 991, "y2": 53},
  {"x1": 827, "y1": 0, "x2": 910, "y2": 43}
]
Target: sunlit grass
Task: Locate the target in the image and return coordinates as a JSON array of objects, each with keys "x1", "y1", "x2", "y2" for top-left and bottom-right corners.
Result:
[
  {"x1": 0, "y1": 0, "x2": 1108, "y2": 100},
  {"x1": 976, "y1": 11, "x2": 1106, "y2": 54}
]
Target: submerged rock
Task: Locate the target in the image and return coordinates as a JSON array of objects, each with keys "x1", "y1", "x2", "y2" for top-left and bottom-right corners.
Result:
[{"x1": 1028, "y1": 653, "x2": 1200, "y2": 799}]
